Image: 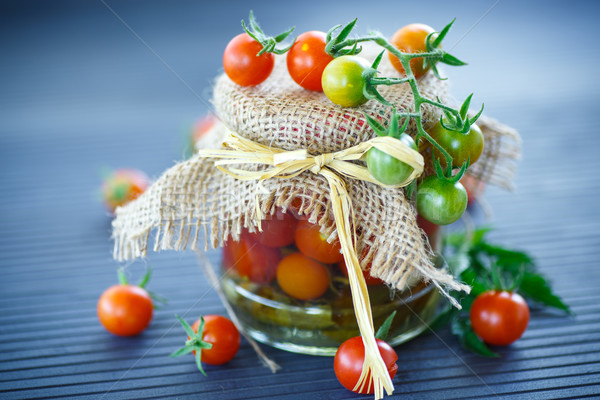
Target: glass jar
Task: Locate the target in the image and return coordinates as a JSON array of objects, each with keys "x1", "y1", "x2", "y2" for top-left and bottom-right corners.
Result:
[{"x1": 220, "y1": 210, "x2": 442, "y2": 356}]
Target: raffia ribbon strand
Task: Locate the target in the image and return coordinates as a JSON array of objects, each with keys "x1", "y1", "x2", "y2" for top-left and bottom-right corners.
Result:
[{"x1": 198, "y1": 131, "x2": 425, "y2": 399}]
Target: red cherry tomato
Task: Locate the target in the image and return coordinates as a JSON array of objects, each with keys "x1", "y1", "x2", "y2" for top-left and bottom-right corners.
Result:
[
  {"x1": 190, "y1": 315, "x2": 240, "y2": 365},
  {"x1": 223, "y1": 230, "x2": 282, "y2": 284},
  {"x1": 223, "y1": 33, "x2": 274, "y2": 87},
  {"x1": 416, "y1": 212, "x2": 440, "y2": 239},
  {"x1": 460, "y1": 174, "x2": 486, "y2": 205},
  {"x1": 337, "y1": 247, "x2": 384, "y2": 286},
  {"x1": 191, "y1": 114, "x2": 217, "y2": 145},
  {"x1": 102, "y1": 169, "x2": 150, "y2": 213},
  {"x1": 276, "y1": 252, "x2": 330, "y2": 300},
  {"x1": 295, "y1": 219, "x2": 344, "y2": 264},
  {"x1": 247, "y1": 211, "x2": 298, "y2": 248},
  {"x1": 286, "y1": 31, "x2": 333, "y2": 91},
  {"x1": 97, "y1": 284, "x2": 153, "y2": 336},
  {"x1": 388, "y1": 23, "x2": 435, "y2": 78},
  {"x1": 470, "y1": 290, "x2": 530, "y2": 346},
  {"x1": 334, "y1": 336, "x2": 398, "y2": 394}
]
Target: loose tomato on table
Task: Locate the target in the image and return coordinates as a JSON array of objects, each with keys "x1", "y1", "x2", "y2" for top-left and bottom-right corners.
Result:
[
  {"x1": 287, "y1": 31, "x2": 333, "y2": 91},
  {"x1": 276, "y1": 252, "x2": 330, "y2": 300},
  {"x1": 416, "y1": 175, "x2": 467, "y2": 225},
  {"x1": 223, "y1": 230, "x2": 282, "y2": 284},
  {"x1": 429, "y1": 122, "x2": 484, "y2": 169},
  {"x1": 223, "y1": 33, "x2": 274, "y2": 87},
  {"x1": 97, "y1": 284, "x2": 153, "y2": 337},
  {"x1": 295, "y1": 219, "x2": 344, "y2": 264},
  {"x1": 366, "y1": 133, "x2": 417, "y2": 185},
  {"x1": 334, "y1": 336, "x2": 398, "y2": 394},
  {"x1": 322, "y1": 55, "x2": 370, "y2": 107},
  {"x1": 388, "y1": 23, "x2": 435, "y2": 78},
  {"x1": 172, "y1": 315, "x2": 240, "y2": 374},
  {"x1": 470, "y1": 290, "x2": 530, "y2": 346},
  {"x1": 102, "y1": 168, "x2": 150, "y2": 213}
]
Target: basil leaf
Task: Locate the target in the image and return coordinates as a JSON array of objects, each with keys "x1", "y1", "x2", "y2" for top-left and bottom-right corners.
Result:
[{"x1": 520, "y1": 272, "x2": 572, "y2": 314}]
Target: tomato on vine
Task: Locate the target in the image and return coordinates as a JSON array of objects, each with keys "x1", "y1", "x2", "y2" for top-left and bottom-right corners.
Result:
[
  {"x1": 322, "y1": 55, "x2": 370, "y2": 107},
  {"x1": 223, "y1": 33, "x2": 274, "y2": 87},
  {"x1": 334, "y1": 336, "x2": 398, "y2": 394},
  {"x1": 172, "y1": 315, "x2": 240, "y2": 374},
  {"x1": 470, "y1": 290, "x2": 530, "y2": 346},
  {"x1": 287, "y1": 31, "x2": 333, "y2": 91},
  {"x1": 388, "y1": 23, "x2": 435, "y2": 78},
  {"x1": 295, "y1": 219, "x2": 344, "y2": 264},
  {"x1": 367, "y1": 133, "x2": 417, "y2": 185},
  {"x1": 276, "y1": 252, "x2": 330, "y2": 300},
  {"x1": 429, "y1": 121, "x2": 484, "y2": 169},
  {"x1": 416, "y1": 175, "x2": 467, "y2": 225}
]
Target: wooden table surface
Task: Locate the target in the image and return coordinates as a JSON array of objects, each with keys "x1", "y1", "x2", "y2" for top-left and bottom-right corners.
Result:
[{"x1": 1, "y1": 1, "x2": 599, "y2": 399}]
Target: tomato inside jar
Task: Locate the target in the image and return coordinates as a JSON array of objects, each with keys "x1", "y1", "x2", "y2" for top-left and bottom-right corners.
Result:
[{"x1": 219, "y1": 204, "x2": 443, "y2": 355}]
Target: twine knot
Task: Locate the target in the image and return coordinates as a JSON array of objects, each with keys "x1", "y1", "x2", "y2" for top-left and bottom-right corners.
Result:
[{"x1": 310, "y1": 153, "x2": 334, "y2": 174}]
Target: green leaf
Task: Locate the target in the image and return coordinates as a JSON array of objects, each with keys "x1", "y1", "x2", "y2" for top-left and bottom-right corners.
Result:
[
  {"x1": 170, "y1": 345, "x2": 195, "y2": 358},
  {"x1": 441, "y1": 52, "x2": 467, "y2": 66},
  {"x1": 519, "y1": 272, "x2": 572, "y2": 314},
  {"x1": 117, "y1": 268, "x2": 128, "y2": 285},
  {"x1": 452, "y1": 318, "x2": 499, "y2": 357},
  {"x1": 459, "y1": 94, "x2": 473, "y2": 121},
  {"x1": 175, "y1": 315, "x2": 197, "y2": 338},
  {"x1": 432, "y1": 19, "x2": 455, "y2": 49},
  {"x1": 375, "y1": 310, "x2": 397, "y2": 340}
]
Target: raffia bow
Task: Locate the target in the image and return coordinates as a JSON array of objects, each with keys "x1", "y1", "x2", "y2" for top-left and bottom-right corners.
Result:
[{"x1": 199, "y1": 131, "x2": 424, "y2": 399}]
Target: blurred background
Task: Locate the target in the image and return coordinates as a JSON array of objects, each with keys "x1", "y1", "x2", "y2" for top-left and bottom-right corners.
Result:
[{"x1": 1, "y1": 0, "x2": 600, "y2": 398}]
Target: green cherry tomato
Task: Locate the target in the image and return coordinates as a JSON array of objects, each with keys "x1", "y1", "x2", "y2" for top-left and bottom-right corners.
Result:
[
  {"x1": 429, "y1": 122, "x2": 484, "y2": 169},
  {"x1": 366, "y1": 133, "x2": 417, "y2": 185},
  {"x1": 416, "y1": 175, "x2": 467, "y2": 225},
  {"x1": 322, "y1": 55, "x2": 370, "y2": 107}
]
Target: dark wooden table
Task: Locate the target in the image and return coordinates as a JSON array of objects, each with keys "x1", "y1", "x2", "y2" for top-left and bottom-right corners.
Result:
[{"x1": 1, "y1": 1, "x2": 599, "y2": 399}]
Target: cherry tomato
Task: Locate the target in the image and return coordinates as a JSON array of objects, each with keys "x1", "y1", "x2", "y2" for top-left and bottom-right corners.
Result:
[
  {"x1": 223, "y1": 230, "x2": 282, "y2": 284},
  {"x1": 102, "y1": 169, "x2": 150, "y2": 213},
  {"x1": 287, "y1": 31, "x2": 333, "y2": 91},
  {"x1": 334, "y1": 336, "x2": 398, "y2": 394},
  {"x1": 190, "y1": 315, "x2": 240, "y2": 365},
  {"x1": 295, "y1": 219, "x2": 344, "y2": 264},
  {"x1": 429, "y1": 122, "x2": 484, "y2": 169},
  {"x1": 416, "y1": 212, "x2": 440, "y2": 240},
  {"x1": 322, "y1": 55, "x2": 370, "y2": 107},
  {"x1": 191, "y1": 114, "x2": 217, "y2": 147},
  {"x1": 416, "y1": 176, "x2": 467, "y2": 225},
  {"x1": 247, "y1": 210, "x2": 298, "y2": 247},
  {"x1": 97, "y1": 284, "x2": 153, "y2": 336},
  {"x1": 223, "y1": 33, "x2": 274, "y2": 87},
  {"x1": 366, "y1": 133, "x2": 417, "y2": 185},
  {"x1": 276, "y1": 252, "x2": 330, "y2": 300},
  {"x1": 470, "y1": 290, "x2": 530, "y2": 346},
  {"x1": 388, "y1": 23, "x2": 435, "y2": 78},
  {"x1": 338, "y1": 259, "x2": 384, "y2": 286},
  {"x1": 460, "y1": 174, "x2": 486, "y2": 205}
]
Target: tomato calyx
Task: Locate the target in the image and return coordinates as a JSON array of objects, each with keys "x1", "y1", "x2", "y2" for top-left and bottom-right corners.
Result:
[
  {"x1": 242, "y1": 10, "x2": 296, "y2": 56},
  {"x1": 117, "y1": 266, "x2": 167, "y2": 309},
  {"x1": 324, "y1": 18, "x2": 362, "y2": 58},
  {"x1": 171, "y1": 315, "x2": 214, "y2": 376}
]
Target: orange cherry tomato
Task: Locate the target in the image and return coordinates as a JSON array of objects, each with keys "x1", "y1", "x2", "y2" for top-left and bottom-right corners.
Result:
[
  {"x1": 247, "y1": 210, "x2": 298, "y2": 248},
  {"x1": 190, "y1": 315, "x2": 240, "y2": 365},
  {"x1": 223, "y1": 230, "x2": 282, "y2": 284},
  {"x1": 102, "y1": 169, "x2": 150, "y2": 213},
  {"x1": 286, "y1": 31, "x2": 333, "y2": 91},
  {"x1": 276, "y1": 252, "x2": 330, "y2": 300},
  {"x1": 223, "y1": 33, "x2": 274, "y2": 87},
  {"x1": 295, "y1": 219, "x2": 344, "y2": 264},
  {"x1": 97, "y1": 284, "x2": 153, "y2": 336},
  {"x1": 388, "y1": 23, "x2": 435, "y2": 78}
]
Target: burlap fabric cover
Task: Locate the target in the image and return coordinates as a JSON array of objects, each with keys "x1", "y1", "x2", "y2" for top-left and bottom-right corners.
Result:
[{"x1": 112, "y1": 49, "x2": 520, "y2": 295}]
